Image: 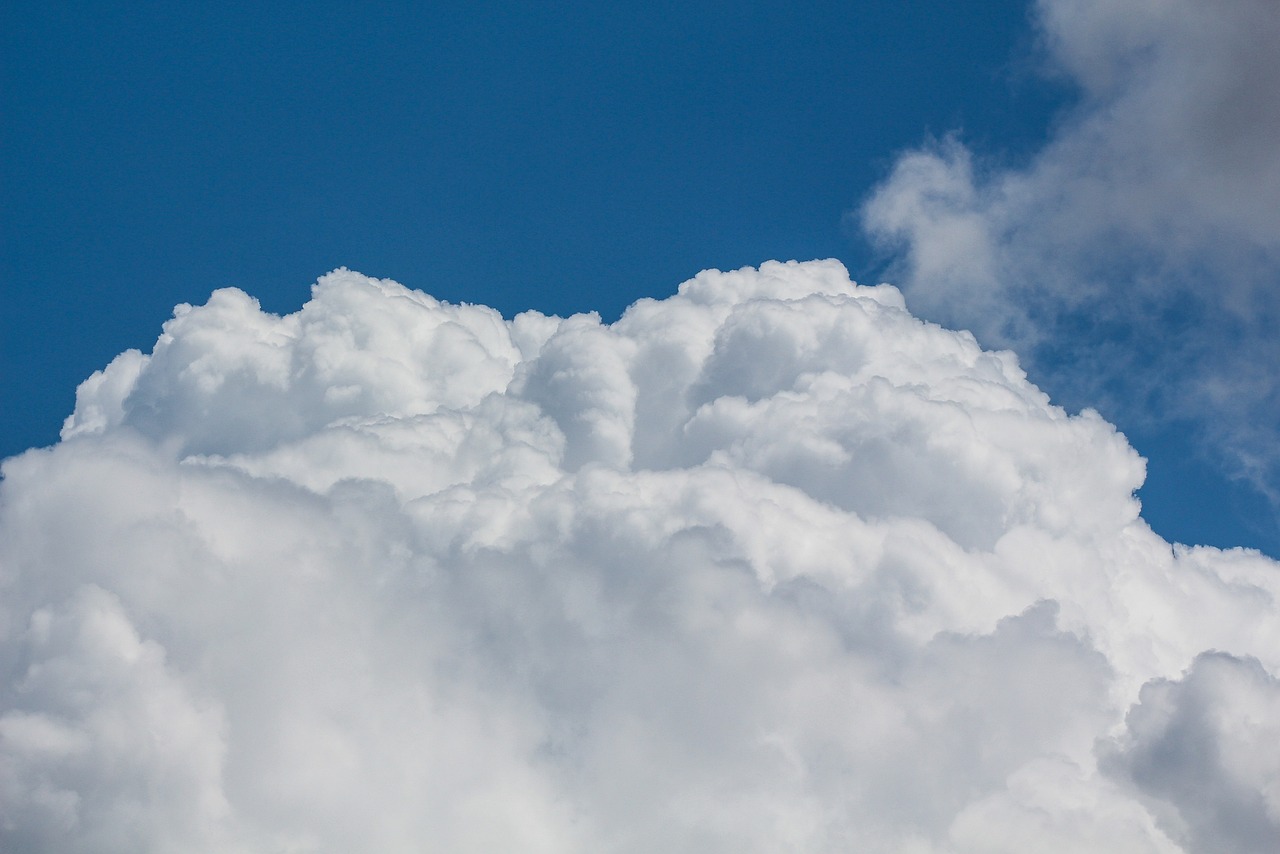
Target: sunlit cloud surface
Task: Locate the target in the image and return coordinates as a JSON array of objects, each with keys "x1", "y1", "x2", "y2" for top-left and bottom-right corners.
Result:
[{"x1": 3, "y1": 261, "x2": 1277, "y2": 852}]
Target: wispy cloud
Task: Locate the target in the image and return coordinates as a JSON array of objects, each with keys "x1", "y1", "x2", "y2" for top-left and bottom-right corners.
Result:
[{"x1": 862, "y1": 0, "x2": 1280, "y2": 502}]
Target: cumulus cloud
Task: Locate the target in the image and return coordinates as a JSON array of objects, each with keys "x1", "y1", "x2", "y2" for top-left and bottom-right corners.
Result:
[
  {"x1": 1102, "y1": 652, "x2": 1280, "y2": 853},
  {"x1": 861, "y1": 0, "x2": 1280, "y2": 501},
  {"x1": 2, "y1": 261, "x2": 1278, "y2": 851}
]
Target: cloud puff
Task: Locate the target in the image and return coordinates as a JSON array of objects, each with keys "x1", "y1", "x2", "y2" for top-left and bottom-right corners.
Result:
[
  {"x1": 1101, "y1": 652, "x2": 1280, "y2": 854},
  {"x1": 3, "y1": 261, "x2": 1278, "y2": 851},
  {"x1": 862, "y1": 0, "x2": 1280, "y2": 500}
]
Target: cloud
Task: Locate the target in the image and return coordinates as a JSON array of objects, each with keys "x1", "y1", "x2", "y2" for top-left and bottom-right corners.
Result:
[
  {"x1": 1101, "y1": 651, "x2": 1280, "y2": 854},
  {"x1": 861, "y1": 0, "x2": 1280, "y2": 501},
  {"x1": 2, "y1": 262, "x2": 1278, "y2": 851}
]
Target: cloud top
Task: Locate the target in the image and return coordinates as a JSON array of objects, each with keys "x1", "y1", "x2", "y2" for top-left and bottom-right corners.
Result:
[{"x1": 3, "y1": 261, "x2": 1278, "y2": 852}]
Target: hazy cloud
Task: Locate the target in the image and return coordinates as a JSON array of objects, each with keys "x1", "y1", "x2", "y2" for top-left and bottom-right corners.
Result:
[{"x1": 862, "y1": 0, "x2": 1280, "y2": 499}]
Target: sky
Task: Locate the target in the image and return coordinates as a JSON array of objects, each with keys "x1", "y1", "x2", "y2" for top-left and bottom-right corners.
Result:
[
  {"x1": 3, "y1": 2, "x2": 1280, "y2": 851},
  {"x1": 8, "y1": 0, "x2": 1054, "y2": 455},
  {"x1": 5, "y1": 1, "x2": 1276, "y2": 555}
]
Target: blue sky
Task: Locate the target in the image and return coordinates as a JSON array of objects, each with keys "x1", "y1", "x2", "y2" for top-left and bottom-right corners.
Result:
[
  {"x1": 4, "y1": 0, "x2": 1277, "y2": 556},
  {"x1": 5, "y1": 6, "x2": 1280, "y2": 847}
]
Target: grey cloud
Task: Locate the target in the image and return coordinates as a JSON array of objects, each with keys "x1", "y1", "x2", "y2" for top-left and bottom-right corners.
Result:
[
  {"x1": 862, "y1": 0, "x2": 1280, "y2": 500},
  {"x1": 1101, "y1": 652, "x2": 1280, "y2": 853}
]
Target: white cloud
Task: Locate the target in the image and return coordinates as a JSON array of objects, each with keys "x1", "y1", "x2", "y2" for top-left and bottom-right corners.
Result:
[
  {"x1": 862, "y1": 0, "x2": 1280, "y2": 500},
  {"x1": 3, "y1": 261, "x2": 1278, "y2": 851}
]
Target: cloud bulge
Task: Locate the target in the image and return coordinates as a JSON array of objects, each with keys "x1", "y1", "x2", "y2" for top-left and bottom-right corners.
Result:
[{"x1": 3, "y1": 261, "x2": 1278, "y2": 852}]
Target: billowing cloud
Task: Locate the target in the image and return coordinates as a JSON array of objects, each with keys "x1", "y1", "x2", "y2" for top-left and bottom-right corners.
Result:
[
  {"x1": 1102, "y1": 651, "x2": 1280, "y2": 854},
  {"x1": 862, "y1": 0, "x2": 1280, "y2": 501},
  {"x1": 2, "y1": 261, "x2": 1277, "y2": 851}
]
